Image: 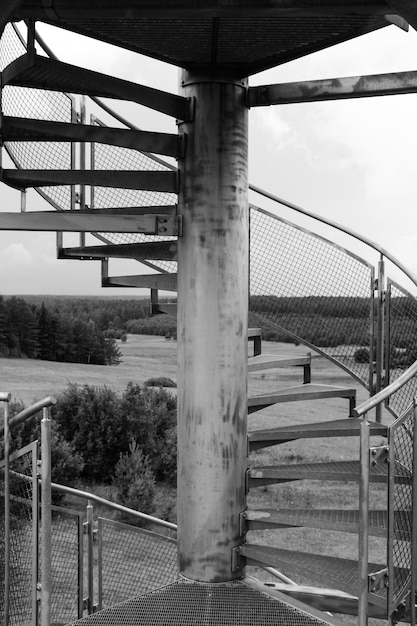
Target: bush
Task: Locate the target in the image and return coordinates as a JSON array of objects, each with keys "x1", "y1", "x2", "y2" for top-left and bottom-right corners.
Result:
[
  {"x1": 113, "y1": 439, "x2": 156, "y2": 521},
  {"x1": 53, "y1": 383, "x2": 128, "y2": 483},
  {"x1": 144, "y1": 377, "x2": 177, "y2": 388},
  {"x1": 354, "y1": 347, "x2": 370, "y2": 364}
]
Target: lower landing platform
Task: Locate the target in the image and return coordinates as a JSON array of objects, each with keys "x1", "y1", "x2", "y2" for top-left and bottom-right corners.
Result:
[{"x1": 68, "y1": 577, "x2": 343, "y2": 626}]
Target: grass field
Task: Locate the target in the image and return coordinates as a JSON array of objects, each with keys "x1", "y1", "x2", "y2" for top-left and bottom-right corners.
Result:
[{"x1": 3, "y1": 335, "x2": 397, "y2": 624}]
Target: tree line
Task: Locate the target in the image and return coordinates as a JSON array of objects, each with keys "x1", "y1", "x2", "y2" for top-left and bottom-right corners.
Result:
[{"x1": 0, "y1": 296, "x2": 122, "y2": 365}]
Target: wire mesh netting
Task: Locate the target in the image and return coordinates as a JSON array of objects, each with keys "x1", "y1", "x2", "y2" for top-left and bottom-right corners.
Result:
[
  {"x1": 91, "y1": 133, "x2": 178, "y2": 273},
  {"x1": 0, "y1": 443, "x2": 38, "y2": 626},
  {"x1": 0, "y1": 23, "x2": 74, "y2": 211},
  {"x1": 249, "y1": 205, "x2": 374, "y2": 387},
  {"x1": 387, "y1": 404, "x2": 415, "y2": 615},
  {"x1": 386, "y1": 281, "x2": 417, "y2": 419},
  {"x1": 98, "y1": 517, "x2": 177, "y2": 609},
  {"x1": 50, "y1": 506, "x2": 83, "y2": 623}
]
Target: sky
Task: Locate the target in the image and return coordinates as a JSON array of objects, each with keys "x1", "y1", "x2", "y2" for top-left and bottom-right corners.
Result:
[{"x1": 1, "y1": 20, "x2": 417, "y2": 296}]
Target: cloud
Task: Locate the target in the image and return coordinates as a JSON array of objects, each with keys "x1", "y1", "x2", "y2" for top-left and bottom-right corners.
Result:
[{"x1": 0, "y1": 242, "x2": 35, "y2": 269}]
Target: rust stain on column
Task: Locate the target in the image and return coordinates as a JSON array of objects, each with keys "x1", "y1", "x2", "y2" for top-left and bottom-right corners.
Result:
[{"x1": 177, "y1": 70, "x2": 248, "y2": 582}]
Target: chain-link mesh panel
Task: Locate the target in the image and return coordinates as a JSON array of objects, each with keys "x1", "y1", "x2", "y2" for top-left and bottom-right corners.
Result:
[
  {"x1": 91, "y1": 138, "x2": 178, "y2": 273},
  {"x1": 249, "y1": 205, "x2": 374, "y2": 387},
  {"x1": 98, "y1": 517, "x2": 177, "y2": 609},
  {"x1": 386, "y1": 281, "x2": 417, "y2": 419},
  {"x1": 0, "y1": 443, "x2": 39, "y2": 626},
  {"x1": 0, "y1": 23, "x2": 73, "y2": 211},
  {"x1": 50, "y1": 506, "x2": 83, "y2": 623},
  {"x1": 387, "y1": 404, "x2": 416, "y2": 615}
]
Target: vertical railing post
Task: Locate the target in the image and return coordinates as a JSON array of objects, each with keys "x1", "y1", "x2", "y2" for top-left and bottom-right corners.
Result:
[
  {"x1": 86, "y1": 501, "x2": 95, "y2": 614},
  {"x1": 359, "y1": 416, "x2": 370, "y2": 626},
  {"x1": 40, "y1": 407, "x2": 52, "y2": 626},
  {"x1": 375, "y1": 255, "x2": 385, "y2": 422},
  {"x1": 2, "y1": 392, "x2": 11, "y2": 626},
  {"x1": 411, "y1": 397, "x2": 417, "y2": 626}
]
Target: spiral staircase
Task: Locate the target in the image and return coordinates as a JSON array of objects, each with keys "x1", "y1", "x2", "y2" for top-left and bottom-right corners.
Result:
[{"x1": 2, "y1": 6, "x2": 417, "y2": 626}]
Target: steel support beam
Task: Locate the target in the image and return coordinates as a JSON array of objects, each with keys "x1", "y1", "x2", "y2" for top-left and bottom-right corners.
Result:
[
  {"x1": 177, "y1": 70, "x2": 248, "y2": 582},
  {"x1": 248, "y1": 70, "x2": 417, "y2": 107},
  {"x1": 0, "y1": 211, "x2": 180, "y2": 234},
  {"x1": 58, "y1": 240, "x2": 177, "y2": 261}
]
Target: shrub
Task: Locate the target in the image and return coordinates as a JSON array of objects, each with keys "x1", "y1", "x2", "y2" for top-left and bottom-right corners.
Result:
[
  {"x1": 354, "y1": 347, "x2": 370, "y2": 364},
  {"x1": 113, "y1": 439, "x2": 156, "y2": 521},
  {"x1": 53, "y1": 383, "x2": 128, "y2": 483},
  {"x1": 144, "y1": 377, "x2": 177, "y2": 388}
]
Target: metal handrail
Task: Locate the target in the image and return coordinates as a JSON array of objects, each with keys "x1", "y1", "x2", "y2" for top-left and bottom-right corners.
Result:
[
  {"x1": 250, "y1": 184, "x2": 417, "y2": 290},
  {"x1": 354, "y1": 360, "x2": 417, "y2": 417},
  {"x1": 0, "y1": 396, "x2": 56, "y2": 437},
  {"x1": 50, "y1": 481, "x2": 178, "y2": 531}
]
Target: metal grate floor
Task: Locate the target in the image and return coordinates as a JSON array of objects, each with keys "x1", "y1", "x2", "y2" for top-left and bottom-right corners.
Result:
[{"x1": 67, "y1": 578, "x2": 342, "y2": 626}]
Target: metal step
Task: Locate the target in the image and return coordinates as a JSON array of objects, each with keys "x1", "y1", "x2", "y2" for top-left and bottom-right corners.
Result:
[
  {"x1": 248, "y1": 459, "x2": 404, "y2": 487},
  {"x1": 240, "y1": 544, "x2": 386, "y2": 602},
  {"x1": 0, "y1": 168, "x2": 177, "y2": 192},
  {"x1": 248, "y1": 353, "x2": 311, "y2": 377},
  {"x1": 1, "y1": 115, "x2": 183, "y2": 158},
  {"x1": 248, "y1": 383, "x2": 356, "y2": 415},
  {"x1": 248, "y1": 418, "x2": 387, "y2": 451},
  {"x1": 58, "y1": 240, "x2": 178, "y2": 261},
  {"x1": 245, "y1": 508, "x2": 389, "y2": 536},
  {"x1": 103, "y1": 272, "x2": 177, "y2": 291},
  {"x1": 2, "y1": 54, "x2": 192, "y2": 120},
  {"x1": 255, "y1": 581, "x2": 387, "y2": 619}
]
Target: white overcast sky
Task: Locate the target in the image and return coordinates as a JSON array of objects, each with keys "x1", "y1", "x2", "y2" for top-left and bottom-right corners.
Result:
[{"x1": 1, "y1": 20, "x2": 417, "y2": 296}]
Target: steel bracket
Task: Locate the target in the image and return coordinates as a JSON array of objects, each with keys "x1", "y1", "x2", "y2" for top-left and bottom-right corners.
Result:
[
  {"x1": 36, "y1": 582, "x2": 42, "y2": 601},
  {"x1": 231, "y1": 546, "x2": 245, "y2": 573},
  {"x1": 368, "y1": 568, "x2": 389, "y2": 593},
  {"x1": 369, "y1": 445, "x2": 389, "y2": 467},
  {"x1": 239, "y1": 511, "x2": 248, "y2": 536}
]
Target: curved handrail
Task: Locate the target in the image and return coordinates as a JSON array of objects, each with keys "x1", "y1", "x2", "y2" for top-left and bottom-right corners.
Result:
[
  {"x1": 354, "y1": 360, "x2": 417, "y2": 417},
  {"x1": 250, "y1": 184, "x2": 417, "y2": 291},
  {"x1": 0, "y1": 396, "x2": 56, "y2": 437},
  {"x1": 50, "y1": 481, "x2": 178, "y2": 531}
]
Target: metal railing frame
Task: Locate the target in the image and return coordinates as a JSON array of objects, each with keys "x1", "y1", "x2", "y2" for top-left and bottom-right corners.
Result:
[{"x1": 1, "y1": 396, "x2": 56, "y2": 626}]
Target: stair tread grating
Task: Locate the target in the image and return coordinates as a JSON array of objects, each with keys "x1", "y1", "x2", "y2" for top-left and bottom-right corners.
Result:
[
  {"x1": 247, "y1": 508, "x2": 388, "y2": 529},
  {"x1": 249, "y1": 460, "x2": 411, "y2": 484},
  {"x1": 241, "y1": 545, "x2": 387, "y2": 598},
  {"x1": 249, "y1": 418, "x2": 387, "y2": 442}
]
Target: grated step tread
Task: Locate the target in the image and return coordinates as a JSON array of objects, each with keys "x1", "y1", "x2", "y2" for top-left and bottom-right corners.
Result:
[
  {"x1": 245, "y1": 508, "x2": 389, "y2": 536},
  {"x1": 248, "y1": 384, "x2": 356, "y2": 413},
  {"x1": 249, "y1": 460, "x2": 410, "y2": 486},
  {"x1": 241, "y1": 544, "x2": 385, "y2": 598},
  {"x1": 248, "y1": 418, "x2": 387, "y2": 450},
  {"x1": 248, "y1": 354, "x2": 310, "y2": 372}
]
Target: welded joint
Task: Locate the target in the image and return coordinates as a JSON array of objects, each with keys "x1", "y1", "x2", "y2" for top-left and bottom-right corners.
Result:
[
  {"x1": 368, "y1": 568, "x2": 389, "y2": 593},
  {"x1": 247, "y1": 86, "x2": 270, "y2": 108},
  {"x1": 369, "y1": 445, "x2": 389, "y2": 467}
]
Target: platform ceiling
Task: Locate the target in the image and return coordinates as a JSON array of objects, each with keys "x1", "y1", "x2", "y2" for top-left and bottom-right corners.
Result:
[{"x1": 3, "y1": 1, "x2": 408, "y2": 75}]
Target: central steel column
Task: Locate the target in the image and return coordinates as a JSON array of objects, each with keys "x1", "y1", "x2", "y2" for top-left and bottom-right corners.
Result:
[{"x1": 177, "y1": 70, "x2": 248, "y2": 582}]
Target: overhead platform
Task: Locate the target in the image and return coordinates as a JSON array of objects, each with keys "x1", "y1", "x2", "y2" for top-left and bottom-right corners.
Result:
[{"x1": 4, "y1": 2, "x2": 402, "y2": 77}]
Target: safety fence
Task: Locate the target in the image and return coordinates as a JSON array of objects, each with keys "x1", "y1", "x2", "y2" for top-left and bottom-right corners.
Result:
[{"x1": 0, "y1": 393, "x2": 178, "y2": 626}]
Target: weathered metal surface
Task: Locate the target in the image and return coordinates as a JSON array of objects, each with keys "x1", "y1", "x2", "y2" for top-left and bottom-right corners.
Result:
[
  {"x1": 248, "y1": 70, "x2": 417, "y2": 107},
  {"x1": 177, "y1": 69, "x2": 248, "y2": 582},
  {"x1": 0, "y1": 211, "x2": 179, "y2": 234}
]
